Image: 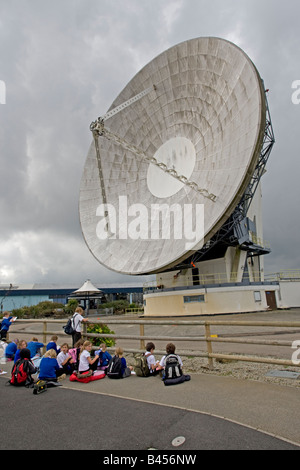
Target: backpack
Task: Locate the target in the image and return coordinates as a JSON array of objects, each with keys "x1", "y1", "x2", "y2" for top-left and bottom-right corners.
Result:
[
  {"x1": 10, "y1": 359, "x2": 33, "y2": 386},
  {"x1": 164, "y1": 354, "x2": 182, "y2": 379},
  {"x1": 33, "y1": 379, "x2": 47, "y2": 395},
  {"x1": 107, "y1": 355, "x2": 122, "y2": 379},
  {"x1": 134, "y1": 353, "x2": 151, "y2": 377},
  {"x1": 63, "y1": 318, "x2": 74, "y2": 335},
  {"x1": 63, "y1": 313, "x2": 78, "y2": 335}
]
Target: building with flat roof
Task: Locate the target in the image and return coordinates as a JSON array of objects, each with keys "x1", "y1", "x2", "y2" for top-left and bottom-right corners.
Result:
[{"x1": 0, "y1": 282, "x2": 143, "y2": 312}]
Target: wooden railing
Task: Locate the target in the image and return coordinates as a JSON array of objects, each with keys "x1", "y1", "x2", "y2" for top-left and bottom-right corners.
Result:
[{"x1": 8, "y1": 318, "x2": 300, "y2": 370}]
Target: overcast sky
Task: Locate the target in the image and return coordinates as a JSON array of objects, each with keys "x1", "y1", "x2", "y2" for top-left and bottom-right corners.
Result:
[{"x1": 0, "y1": 0, "x2": 299, "y2": 287}]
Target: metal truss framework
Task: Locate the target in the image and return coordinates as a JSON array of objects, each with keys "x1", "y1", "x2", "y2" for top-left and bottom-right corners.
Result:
[{"x1": 177, "y1": 87, "x2": 275, "y2": 270}]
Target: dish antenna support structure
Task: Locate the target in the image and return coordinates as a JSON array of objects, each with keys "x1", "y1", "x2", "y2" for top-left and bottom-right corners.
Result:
[{"x1": 79, "y1": 37, "x2": 275, "y2": 315}]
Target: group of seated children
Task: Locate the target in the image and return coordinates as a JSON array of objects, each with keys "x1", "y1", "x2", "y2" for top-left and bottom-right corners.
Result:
[
  {"x1": 7, "y1": 335, "x2": 113, "y2": 383},
  {"x1": 7, "y1": 334, "x2": 189, "y2": 385},
  {"x1": 142, "y1": 342, "x2": 190, "y2": 385},
  {"x1": 39, "y1": 339, "x2": 112, "y2": 382}
]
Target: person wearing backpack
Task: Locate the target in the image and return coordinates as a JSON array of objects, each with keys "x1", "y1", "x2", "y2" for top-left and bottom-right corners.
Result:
[
  {"x1": 145, "y1": 342, "x2": 161, "y2": 376},
  {"x1": 107, "y1": 347, "x2": 133, "y2": 379},
  {"x1": 9, "y1": 347, "x2": 36, "y2": 387},
  {"x1": 71, "y1": 307, "x2": 88, "y2": 347},
  {"x1": 159, "y1": 343, "x2": 191, "y2": 386},
  {"x1": 14, "y1": 339, "x2": 28, "y2": 363}
]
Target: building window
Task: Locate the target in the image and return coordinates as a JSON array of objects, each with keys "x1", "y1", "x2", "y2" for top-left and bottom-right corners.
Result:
[
  {"x1": 184, "y1": 295, "x2": 205, "y2": 303},
  {"x1": 254, "y1": 291, "x2": 261, "y2": 302}
]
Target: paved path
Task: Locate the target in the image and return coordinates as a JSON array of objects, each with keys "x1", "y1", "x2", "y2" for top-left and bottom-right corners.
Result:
[{"x1": 1, "y1": 362, "x2": 300, "y2": 451}]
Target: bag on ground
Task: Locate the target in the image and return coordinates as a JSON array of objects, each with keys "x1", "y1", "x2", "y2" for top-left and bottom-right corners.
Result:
[
  {"x1": 69, "y1": 370, "x2": 105, "y2": 383},
  {"x1": 33, "y1": 380, "x2": 47, "y2": 395},
  {"x1": 134, "y1": 353, "x2": 151, "y2": 377}
]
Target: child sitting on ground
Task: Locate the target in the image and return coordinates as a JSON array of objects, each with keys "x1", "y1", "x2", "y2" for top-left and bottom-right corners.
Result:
[
  {"x1": 14, "y1": 340, "x2": 28, "y2": 363},
  {"x1": 9, "y1": 347, "x2": 36, "y2": 386},
  {"x1": 77, "y1": 341, "x2": 99, "y2": 377},
  {"x1": 68, "y1": 338, "x2": 84, "y2": 372},
  {"x1": 95, "y1": 343, "x2": 112, "y2": 371},
  {"x1": 38, "y1": 349, "x2": 66, "y2": 382},
  {"x1": 46, "y1": 335, "x2": 60, "y2": 354},
  {"x1": 27, "y1": 337, "x2": 44, "y2": 359},
  {"x1": 57, "y1": 343, "x2": 75, "y2": 375},
  {"x1": 107, "y1": 347, "x2": 133, "y2": 378},
  {"x1": 5, "y1": 339, "x2": 18, "y2": 361},
  {"x1": 144, "y1": 342, "x2": 161, "y2": 376},
  {"x1": 159, "y1": 342, "x2": 190, "y2": 386}
]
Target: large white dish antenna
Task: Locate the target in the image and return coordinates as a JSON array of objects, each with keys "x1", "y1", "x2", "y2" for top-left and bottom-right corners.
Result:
[{"x1": 79, "y1": 37, "x2": 266, "y2": 275}]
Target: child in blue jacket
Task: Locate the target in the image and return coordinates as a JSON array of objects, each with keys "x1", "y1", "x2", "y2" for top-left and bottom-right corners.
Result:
[
  {"x1": 95, "y1": 343, "x2": 112, "y2": 370},
  {"x1": 38, "y1": 349, "x2": 65, "y2": 382},
  {"x1": 0, "y1": 312, "x2": 16, "y2": 340},
  {"x1": 27, "y1": 337, "x2": 44, "y2": 358}
]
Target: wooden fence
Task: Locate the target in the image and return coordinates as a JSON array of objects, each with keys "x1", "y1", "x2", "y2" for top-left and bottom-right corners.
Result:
[{"x1": 8, "y1": 318, "x2": 300, "y2": 370}]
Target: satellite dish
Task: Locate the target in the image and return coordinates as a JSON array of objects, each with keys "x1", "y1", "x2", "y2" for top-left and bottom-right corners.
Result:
[{"x1": 79, "y1": 37, "x2": 266, "y2": 275}]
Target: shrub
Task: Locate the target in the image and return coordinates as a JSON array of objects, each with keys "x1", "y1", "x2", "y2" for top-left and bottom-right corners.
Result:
[
  {"x1": 11, "y1": 301, "x2": 65, "y2": 318},
  {"x1": 87, "y1": 323, "x2": 116, "y2": 348},
  {"x1": 129, "y1": 302, "x2": 138, "y2": 309},
  {"x1": 64, "y1": 299, "x2": 79, "y2": 315}
]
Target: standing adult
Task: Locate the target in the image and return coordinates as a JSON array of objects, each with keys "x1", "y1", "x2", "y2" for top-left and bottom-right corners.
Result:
[{"x1": 71, "y1": 307, "x2": 88, "y2": 347}]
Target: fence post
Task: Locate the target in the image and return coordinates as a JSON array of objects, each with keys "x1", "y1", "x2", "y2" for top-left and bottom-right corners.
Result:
[
  {"x1": 83, "y1": 321, "x2": 87, "y2": 341},
  {"x1": 140, "y1": 323, "x2": 145, "y2": 350},
  {"x1": 205, "y1": 323, "x2": 214, "y2": 370},
  {"x1": 43, "y1": 321, "x2": 47, "y2": 354}
]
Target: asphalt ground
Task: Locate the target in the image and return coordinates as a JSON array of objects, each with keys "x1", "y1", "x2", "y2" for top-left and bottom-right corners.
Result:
[
  {"x1": 1, "y1": 309, "x2": 300, "y2": 454},
  {"x1": 1, "y1": 363, "x2": 300, "y2": 452}
]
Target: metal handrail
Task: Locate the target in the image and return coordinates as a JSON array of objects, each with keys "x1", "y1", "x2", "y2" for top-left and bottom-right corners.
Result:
[{"x1": 143, "y1": 270, "x2": 300, "y2": 293}]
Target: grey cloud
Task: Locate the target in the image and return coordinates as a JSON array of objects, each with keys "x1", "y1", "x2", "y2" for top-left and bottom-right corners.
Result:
[{"x1": 0, "y1": 0, "x2": 299, "y2": 284}]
